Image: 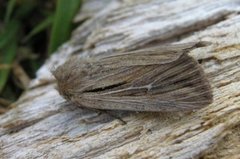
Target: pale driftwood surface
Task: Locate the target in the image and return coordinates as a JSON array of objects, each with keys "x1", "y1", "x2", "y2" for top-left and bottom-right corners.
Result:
[{"x1": 1, "y1": 0, "x2": 240, "y2": 158}]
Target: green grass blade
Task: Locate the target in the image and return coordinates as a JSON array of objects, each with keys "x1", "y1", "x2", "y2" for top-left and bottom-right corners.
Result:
[
  {"x1": 0, "y1": 20, "x2": 19, "y2": 48},
  {"x1": 48, "y1": 0, "x2": 81, "y2": 55},
  {"x1": 0, "y1": 40, "x2": 17, "y2": 93},
  {"x1": 15, "y1": 2, "x2": 36, "y2": 19},
  {"x1": 24, "y1": 14, "x2": 54, "y2": 42},
  {"x1": 0, "y1": 20, "x2": 19, "y2": 93},
  {"x1": 4, "y1": 0, "x2": 17, "y2": 24}
]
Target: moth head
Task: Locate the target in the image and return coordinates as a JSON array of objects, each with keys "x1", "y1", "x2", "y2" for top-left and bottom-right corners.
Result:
[
  {"x1": 55, "y1": 83, "x2": 72, "y2": 100},
  {"x1": 51, "y1": 57, "x2": 90, "y2": 101},
  {"x1": 51, "y1": 68, "x2": 72, "y2": 100},
  {"x1": 51, "y1": 60, "x2": 78, "y2": 101}
]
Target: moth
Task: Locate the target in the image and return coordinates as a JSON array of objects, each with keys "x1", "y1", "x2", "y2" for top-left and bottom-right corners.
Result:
[{"x1": 52, "y1": 42, "x2": 213, "y2": 112}]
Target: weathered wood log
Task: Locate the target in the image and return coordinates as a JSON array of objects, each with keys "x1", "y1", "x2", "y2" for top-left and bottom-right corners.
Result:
[{"x1": 1, "y1": 0, "x2": 240, "y2": 158}]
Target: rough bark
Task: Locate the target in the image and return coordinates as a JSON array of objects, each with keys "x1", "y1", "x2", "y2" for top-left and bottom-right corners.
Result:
[{"x1": 1, "y1": 0, "x2": 240, "y2": 158}]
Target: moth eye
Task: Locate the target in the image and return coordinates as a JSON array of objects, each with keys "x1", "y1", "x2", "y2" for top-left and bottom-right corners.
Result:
[
  {"x1": 56, "y1": 85, "x2": 70, "y2": 100},
  {"x1": 59, "y1": 91, "x2": 69, "y2": 100},
  {"x1": 64, "y1": 94, "x2": 71, "y2": 100},
  {"x1": 60, "y1": 89, "x2": 72, "y2": 101}
]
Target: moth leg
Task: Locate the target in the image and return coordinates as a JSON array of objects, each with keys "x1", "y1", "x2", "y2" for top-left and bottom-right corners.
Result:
[{"x1": 95, "y1": 109, "x2": 127, "y2": 125}]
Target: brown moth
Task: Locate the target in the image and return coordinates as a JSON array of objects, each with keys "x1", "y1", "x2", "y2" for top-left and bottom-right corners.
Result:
[{"x1": 52, "y1": 42, "x2": 213, "y2": 112}]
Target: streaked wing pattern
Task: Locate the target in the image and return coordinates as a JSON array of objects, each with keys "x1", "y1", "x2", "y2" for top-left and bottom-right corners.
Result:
[{"x1": 53, "y1": 42, "x2": 213, "y2": 112}]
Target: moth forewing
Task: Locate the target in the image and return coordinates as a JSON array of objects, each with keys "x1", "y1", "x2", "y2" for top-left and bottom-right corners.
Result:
[{"x1": 52, "y1": 42, "x2": 213, "y2": 112}]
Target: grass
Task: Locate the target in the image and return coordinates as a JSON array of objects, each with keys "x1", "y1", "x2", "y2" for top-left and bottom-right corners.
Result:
[
  {"x1": 0, "y1": 0, "x2": 81, "y2": 108},
  {"x1": 49, "y1": 0, "x2": 81, "y2": 54}
]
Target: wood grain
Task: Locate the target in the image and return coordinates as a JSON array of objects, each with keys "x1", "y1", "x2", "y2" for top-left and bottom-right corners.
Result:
[{"x1": 1, "y1": 0, "x2": 240, "y2": 158}]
